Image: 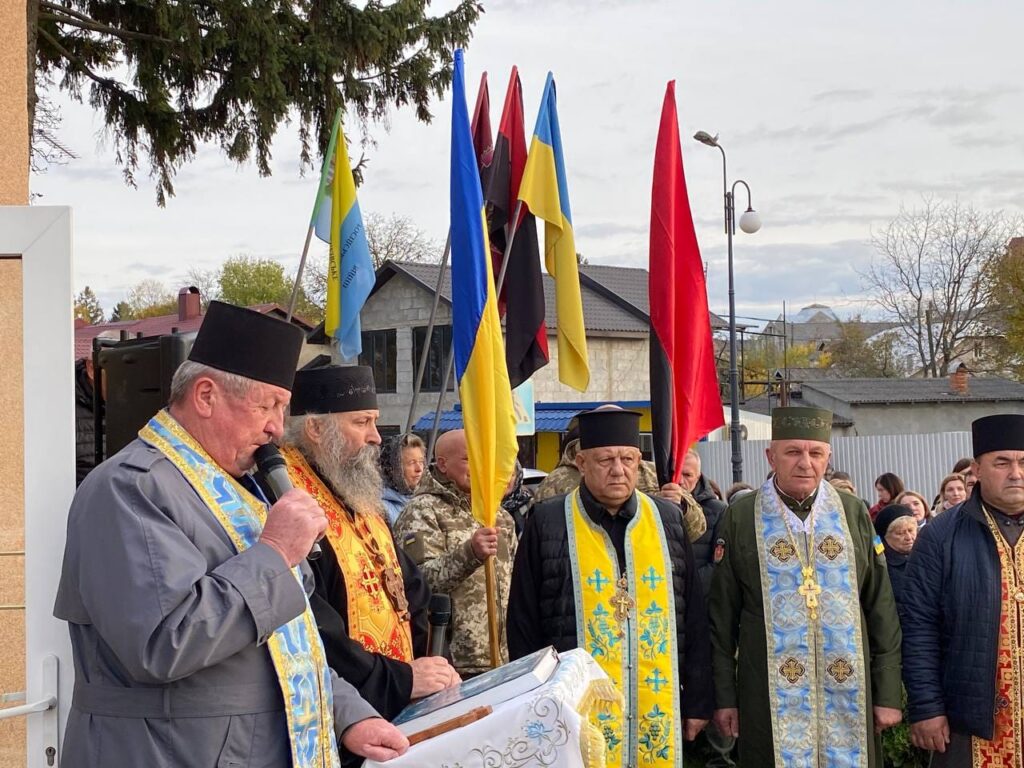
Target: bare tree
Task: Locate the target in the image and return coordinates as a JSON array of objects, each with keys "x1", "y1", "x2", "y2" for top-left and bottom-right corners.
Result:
[
  {"x1": 862, "y1": 198, "x2": 1021, "y2": 377},
  {"x1": 303, "y1": 212, "x2": 442, "y2": 310},
  {"x1": 185, "y1": 266, "x2": 221, "y2": 310}
]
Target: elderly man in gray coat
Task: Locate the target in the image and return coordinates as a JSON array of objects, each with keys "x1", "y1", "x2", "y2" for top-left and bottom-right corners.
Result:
[{"x1": 54, "y1": 302, "x2": 409, "y2": 767}]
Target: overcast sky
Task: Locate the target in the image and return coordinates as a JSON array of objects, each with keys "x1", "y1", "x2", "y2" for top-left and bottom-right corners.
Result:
[{"x1": 33, "y1": 0, "x2": 1024, "y2": 326}]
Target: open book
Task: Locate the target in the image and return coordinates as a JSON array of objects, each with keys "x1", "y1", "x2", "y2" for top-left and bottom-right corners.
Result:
[{"x1": 392, "y1": 646, "x2": 559, "y2": 736}]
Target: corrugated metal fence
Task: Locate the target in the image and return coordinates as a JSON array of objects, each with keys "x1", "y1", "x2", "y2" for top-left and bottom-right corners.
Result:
[{"x1": 695, "y1": 432, "x2": 973, "y2": 501}]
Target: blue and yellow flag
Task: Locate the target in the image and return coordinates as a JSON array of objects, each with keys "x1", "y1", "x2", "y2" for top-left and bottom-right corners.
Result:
[
  {"x1": 311, "y1": 109, "x2": 374, "y2": 360},
  {"x1": 518, "y1": 74, "x2": 590, "y2": 392},
  {"x1": 450, "y1": 50, "x2": 518, "y2": 528}
]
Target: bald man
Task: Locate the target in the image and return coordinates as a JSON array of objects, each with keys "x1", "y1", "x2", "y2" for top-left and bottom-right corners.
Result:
[{"x1": 394, "y1": 430, "x2": 518, "y2": 677}]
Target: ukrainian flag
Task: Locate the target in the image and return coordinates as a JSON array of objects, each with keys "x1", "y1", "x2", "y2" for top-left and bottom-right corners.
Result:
[
  {"x1": 518, "y1": 73, "x2": 590, "y2": 391},
  {"x1": 311, "y1": 109, "x2": 374, "y2": 360},
  {"x1": 450, "y1": 50, "x2": 519, "y2": 528}
]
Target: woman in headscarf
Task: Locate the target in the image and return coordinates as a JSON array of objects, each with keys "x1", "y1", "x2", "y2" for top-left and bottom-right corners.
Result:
[
  {"x1": 379, "y1": 433, "x2": 427, "y2": 524},
  {"x1": 874, "y1": 503, "x2": 918, "y2": 612}
]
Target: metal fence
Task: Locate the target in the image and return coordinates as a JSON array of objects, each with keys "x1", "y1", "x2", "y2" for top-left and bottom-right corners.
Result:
[{"x1": 695, "y1": 432, "x2": 973, "y2": 502}]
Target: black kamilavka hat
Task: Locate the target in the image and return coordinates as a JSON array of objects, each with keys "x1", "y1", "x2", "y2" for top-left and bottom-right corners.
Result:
[
  {"x1": 577, "y1": 409, "x2": 642, "y2": 449},
  {"x1": 290, "y1": 364, "x2": 378, "y2": 415},
  {"x1": 972, "y1": 414, "x2": 1024, "y2": 457},
  {"x1": 188, "y1": 301, "x2": 304, "y2": 391}
]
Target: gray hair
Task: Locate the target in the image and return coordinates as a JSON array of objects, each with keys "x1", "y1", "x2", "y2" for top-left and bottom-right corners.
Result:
[
  {"x1": 169, "y1": 360, "x2": 255, "y2": 405},
  {"x1": 284, "y1": 411, "x2": 321, "y2": 451}
]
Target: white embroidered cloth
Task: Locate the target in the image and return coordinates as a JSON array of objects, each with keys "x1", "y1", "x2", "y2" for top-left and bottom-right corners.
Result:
[{"x1": 364, "y1": 649, "x2": 608, "y2": 768}]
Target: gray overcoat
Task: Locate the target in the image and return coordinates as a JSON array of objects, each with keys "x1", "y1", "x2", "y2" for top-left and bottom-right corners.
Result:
[{"x1": 54, "y1": 438, "x2": 379, "y2": 767}]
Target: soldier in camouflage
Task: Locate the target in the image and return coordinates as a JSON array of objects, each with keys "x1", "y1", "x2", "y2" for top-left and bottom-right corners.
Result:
[
  {"x1": 394, "y1": 429, "x2": 517, "y2": 678},
  {"x1": 534, "y1": 433, "x2": 708, "y2": 543}
]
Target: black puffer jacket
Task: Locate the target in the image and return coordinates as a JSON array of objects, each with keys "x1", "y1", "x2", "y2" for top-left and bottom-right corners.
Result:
[
  {"x1": 74, "y1": 360, "x2": 98, "y2": 486},
  {"x1": 901, "y1": 488, "x2": 1001, "y2": 738},
  {"x1": 689, "y1": 475, "x2": 729, "y2": 596},
  {"x1": 506, "y1": 489, "x2": 714, "y2": 718}
]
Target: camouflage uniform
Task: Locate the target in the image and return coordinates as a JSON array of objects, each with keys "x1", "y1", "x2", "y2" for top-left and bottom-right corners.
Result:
[
  {"x1": 393, "y1": 466, "x2": 517, "y2": 677},
  {"x1": 532, "y1": 439, "x2": 707, "y2": 542}
]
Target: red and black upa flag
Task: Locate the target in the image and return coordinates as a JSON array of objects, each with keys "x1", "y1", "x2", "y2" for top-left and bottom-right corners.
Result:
[
  {"x1": 471, "y1": 72, "x2": 493, "y2": 183},
  {"x1": 485, "y1": 66, "x2": 549, "y2": 388},
  {"x1": 649, "y1": 81, "x2": 724, "y2": 485}
]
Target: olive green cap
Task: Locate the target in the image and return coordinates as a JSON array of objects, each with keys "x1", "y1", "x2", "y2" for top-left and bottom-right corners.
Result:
[{"x1": 771, "y1": 406, "x2": 833, "y2": 443}]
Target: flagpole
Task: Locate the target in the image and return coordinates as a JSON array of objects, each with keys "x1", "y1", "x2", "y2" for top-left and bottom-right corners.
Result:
[
  {"x1": 494, "y1": 200, "x2": 524, "y2": 295},
  {"x1": 405, "y1": 232, "x2": 452, "y2": 432},
  {"x1": 287, "y1": 223, "x2": 316, "y2": 322}
]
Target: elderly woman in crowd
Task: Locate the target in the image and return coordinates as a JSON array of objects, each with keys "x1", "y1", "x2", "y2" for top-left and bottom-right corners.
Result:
[
  {"x1": 936, "y1": 472, "x2": 968, "y2": 513},
  {"x1": 869, "y1": 472, "x2": 905, "y2": 520},
  {"x1": 874, "y1": 504, "x2": 918, "y2": 611},
  {"x1": 895, "y1": 490, "x2": 931, "y2": 527},
  {"x1": 380, "y1": 433, "x2": 427, "y2": 524}
]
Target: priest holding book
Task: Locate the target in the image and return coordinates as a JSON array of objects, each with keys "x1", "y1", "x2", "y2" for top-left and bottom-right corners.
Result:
[{"x1": 507, "y1": 407, "x2": 713, "y2": 767}]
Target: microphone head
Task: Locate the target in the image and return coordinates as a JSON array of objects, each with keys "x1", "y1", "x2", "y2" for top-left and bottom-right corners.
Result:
[
  {"x1": 428, "y1": 594, "x2": 451, "y2": 623},
  {"x1": 254, "y1": 443, "x2": 286, "y2": 472}
]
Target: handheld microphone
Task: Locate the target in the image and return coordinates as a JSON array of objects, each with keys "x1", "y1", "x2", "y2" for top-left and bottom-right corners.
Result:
[
  {"x1": 426, "y1": 594, "x2": 451, "y2": 657},
  {"x1": 254, "y1": 444, "x2": 322, "y2": 560}
]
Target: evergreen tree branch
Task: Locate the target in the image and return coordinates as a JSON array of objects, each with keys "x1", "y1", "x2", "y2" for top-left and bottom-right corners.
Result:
[
  {"x1": 40, "y1": 9, "x2": 177, "y2": 45},
  {"x1": 38, "y1": 27, "x2": 119, "y2": 89}
]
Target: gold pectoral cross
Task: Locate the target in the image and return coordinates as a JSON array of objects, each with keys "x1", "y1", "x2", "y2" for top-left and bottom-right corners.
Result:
[
  {"x1": 610, "y1": 577, "x2": 635, "y2": 638},
  {"x1": 798, "y1": 566, "x2": 822, "y2": 619}
]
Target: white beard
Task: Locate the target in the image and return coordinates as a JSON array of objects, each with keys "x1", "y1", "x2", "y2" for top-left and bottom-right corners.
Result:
[{"x1": 307, "y1": 421, "x2": 386, "y2": 519}]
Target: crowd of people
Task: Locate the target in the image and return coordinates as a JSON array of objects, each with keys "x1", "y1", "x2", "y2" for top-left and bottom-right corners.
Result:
[{"x1": 59, "y1": 302, "x2": 1024, "y2": 768}]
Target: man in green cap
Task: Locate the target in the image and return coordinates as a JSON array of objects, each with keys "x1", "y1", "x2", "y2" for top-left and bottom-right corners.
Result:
[{"x1": 709, "y1": 406, "x2": 903, "y2": 767}]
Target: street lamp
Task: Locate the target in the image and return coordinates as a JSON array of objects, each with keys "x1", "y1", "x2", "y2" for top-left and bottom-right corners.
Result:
[{"x1": 694, "y1": 130, "x2": 761, "y2": 483}]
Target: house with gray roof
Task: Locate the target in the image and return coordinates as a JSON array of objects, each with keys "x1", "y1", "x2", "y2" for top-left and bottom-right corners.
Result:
[{"x1": 798, "y1": 374, "x2": 1024, "y2": 435}]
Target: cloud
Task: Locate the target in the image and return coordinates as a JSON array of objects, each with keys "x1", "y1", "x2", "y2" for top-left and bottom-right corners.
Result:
[{"x1": 810, "y1": 88, "x2": 873, "y2": 104}]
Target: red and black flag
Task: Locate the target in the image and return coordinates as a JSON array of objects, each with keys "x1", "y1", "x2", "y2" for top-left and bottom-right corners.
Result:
[
  {"x1": 471, "y1": 72, "x2": 493, "y2": 184},
  {"x1": 485, "y1": 66, "x2": 549, "y2": 388},
  {"x1": 649, "y1": 81, "x2": 724, "y2": 485}
]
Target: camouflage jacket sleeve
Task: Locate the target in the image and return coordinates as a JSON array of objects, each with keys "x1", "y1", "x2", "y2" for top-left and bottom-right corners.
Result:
[
  {"x1": 394, "y1": 501, "x2": 483, "y2": 596},
  {"x1": 681, "y1": 491, "x2": 708, "y2": 543}
]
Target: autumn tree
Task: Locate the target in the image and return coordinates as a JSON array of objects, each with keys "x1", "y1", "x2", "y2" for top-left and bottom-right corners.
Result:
[
  {"x1": 124, "y1": 279, "x2": 177, "y2": 319},
  {"x1": 989, "y1": 238, "x2": 1024, "y2": 380},
  {"x1": 739, "y1": 340, "x2": 828, "y2": 398},
  {"x1": 30, "y1": 0, "x2": 482, "y2": 204},
  {"x1": 829, "y1": 318, "x2": 909, "y2": 378},
  {"x1": 861, "y1": 198, "x2": 1022, "y2": 378},
  {"x1": 73, "y1": 286, "x2": 104, "y2": 323}
]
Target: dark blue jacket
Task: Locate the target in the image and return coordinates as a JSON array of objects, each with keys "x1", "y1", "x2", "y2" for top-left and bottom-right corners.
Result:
[{"x1": 900, "y1": 489, "x2": 1000, "y2": 738}]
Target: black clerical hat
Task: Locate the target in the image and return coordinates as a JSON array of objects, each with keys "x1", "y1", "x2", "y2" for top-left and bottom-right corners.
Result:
[
  {"x1": 188, "y1": 301, "x2": 304, "y2": 391},
  {"x1": 577, "y1": 409, "x2": 642, "y2": 449},
  {"x1": 290, "y1": 364, "x2": 378, "y2": 415},
  {"x1": 972, "y1": 414, "x2": 1024, "y2": 458}
]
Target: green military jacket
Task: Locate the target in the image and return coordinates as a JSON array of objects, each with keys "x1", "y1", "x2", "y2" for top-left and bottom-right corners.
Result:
[
  {"x1": 709, "y1": 486, "x2": 903, "y2": 767},
  {"x1": 393, "y1": 467, "x2": 517, "y2": 677}
]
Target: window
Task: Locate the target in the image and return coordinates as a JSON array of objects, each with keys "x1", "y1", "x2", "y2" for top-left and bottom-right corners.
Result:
[
  {"x1": 412, "y1": 325, "x2": 455, "y2": 392},
  {"x1": 358, "y1": 329, "x2": 397, "y2": 393},
  {"x1": 639, "y1": 433, "x2": 654, "y2": 462}
]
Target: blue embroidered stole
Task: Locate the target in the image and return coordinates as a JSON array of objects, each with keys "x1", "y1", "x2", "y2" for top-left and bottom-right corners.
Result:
[
  {"x1": 754, "y1": 479, "x2": 869, "y2": 768},
  {"x1": 139, "y1": 411, "x2": 340, "y2": 768}
]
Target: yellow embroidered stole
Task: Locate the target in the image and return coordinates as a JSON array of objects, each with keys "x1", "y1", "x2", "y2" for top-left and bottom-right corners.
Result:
[
  {"x1": 281, "y1": 446, "x2": 413, "y2": 663},
  {"x1": 973, "y1": 511, "x2": 1024, "y2": 767},
  {"x1": 567, "y1": 490, "x2": 680, "y2": 768},
  {"x1": 139, "y1": 412, "x2": 338, "y2": 768}
]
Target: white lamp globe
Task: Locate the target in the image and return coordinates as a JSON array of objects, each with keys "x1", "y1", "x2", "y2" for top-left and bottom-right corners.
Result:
[{"x1": 738, "y1": 209, "x2": 761, "y2": 234}]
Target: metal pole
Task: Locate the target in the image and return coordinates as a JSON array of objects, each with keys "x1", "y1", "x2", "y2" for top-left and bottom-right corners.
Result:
[
  {"x1": 405, "y1": 233, "x2": 453, "y2": 432},
  {"x1": 721, "y1": 147, "x2": 743, "y2": 483},
  {"x1": 494, "y1": 200, "x2": 524, "y2": 296},
  {"x1": 287, "y1": 223, "x2": 316, "y2": 322}
]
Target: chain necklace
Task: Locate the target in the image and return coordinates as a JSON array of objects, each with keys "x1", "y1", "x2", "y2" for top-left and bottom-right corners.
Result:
[
  {"x1": 350, "y1": 511, "x2": 411, "y2": 621},
  {"x1": 779, "y1": 501, "x2": 822, "y2": 620}
]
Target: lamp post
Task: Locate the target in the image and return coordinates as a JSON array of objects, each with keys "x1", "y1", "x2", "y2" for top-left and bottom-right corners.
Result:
[{"x1": 694, "y1": 130, "x2": 760, "y2": 483}]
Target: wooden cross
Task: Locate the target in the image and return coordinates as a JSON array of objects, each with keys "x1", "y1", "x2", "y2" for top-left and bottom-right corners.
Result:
[{"x1": 381, "y1": 566, "x2": 410, "y2": 621}]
